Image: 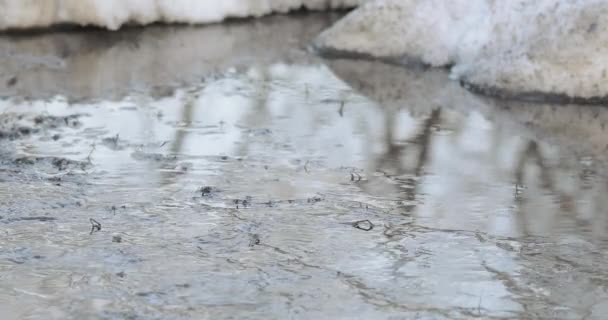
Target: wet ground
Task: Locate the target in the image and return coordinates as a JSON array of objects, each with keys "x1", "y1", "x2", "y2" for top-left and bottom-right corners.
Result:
[{"x1": 2, "y1": 13, "x2": 608, "y2": 320}]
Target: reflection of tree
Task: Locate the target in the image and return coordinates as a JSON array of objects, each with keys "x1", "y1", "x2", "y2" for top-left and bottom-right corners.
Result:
[
  {"x1": 411, "y1": 109, "x2": 441, "y2": 177},
  {"x1": 324, "y1": 59, "x2": 608, "y2": 317},
  {"x1": 159, "y1": 92, "x2": 196, "y2": 186},
  {"x1": 513, "y1": 141, "x2": 548, "y2": 236},
  {"x1": 234, "y1": 69, "x2": 271, "y2": 158},
  {"x1": 513, "y1": 140, "x2": 580, "y2": 236},
  {"x1": 367, "y1": 108, "x2": 441, "y2": 213},
  {"x1": 403, "y1": 108, "x2": 441, "y2": 210},
  {"x1": 514, "y1": 141, "x2": 552, "y2": 191},
  {"x1": 169, "y1": 93, "x2": 196, "y2": 156}
]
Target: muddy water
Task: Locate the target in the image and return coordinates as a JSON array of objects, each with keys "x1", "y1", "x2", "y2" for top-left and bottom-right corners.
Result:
[{"x1": 2, "y1": 13, "x2": 608, "y2": 320}]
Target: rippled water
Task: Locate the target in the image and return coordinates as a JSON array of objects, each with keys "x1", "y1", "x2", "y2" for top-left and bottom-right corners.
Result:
[{"x1": 2, "y1": 13, "x2": 608, "y2": 320}]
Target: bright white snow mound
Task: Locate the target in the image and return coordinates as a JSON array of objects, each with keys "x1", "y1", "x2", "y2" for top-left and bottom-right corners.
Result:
[
  {"x1": 315, "y1": 0, "x2": 608, "y2": 101},
  {"x1": 0, "y1": 0, "x2": 361, "y2": 30}
]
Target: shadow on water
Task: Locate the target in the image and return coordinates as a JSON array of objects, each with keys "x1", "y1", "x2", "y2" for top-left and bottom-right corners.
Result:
[{"x1": 2, "y1": 13, "x2": 608, "y2": 320}]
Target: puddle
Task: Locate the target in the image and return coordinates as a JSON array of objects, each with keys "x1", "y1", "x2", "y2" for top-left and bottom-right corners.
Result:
[{"x1": 1, "y1": 13, "x2": 608, "y2": 320}]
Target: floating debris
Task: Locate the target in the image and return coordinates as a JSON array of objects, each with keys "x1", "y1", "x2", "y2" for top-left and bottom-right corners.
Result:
[
  {"x1": 112, "y1": 234, "x2": 122, "y2": 243},
  {"x1": 234, "y1": 197, "x2": 251, "y2": 209},
  {"x1": 102, "y1": 134, "x2": 121, "y2": 150},
  {"x1": 249, "y1": 234, "x2": 261, "y2": 247},
  {"x1": 307, "y1": 196, "x2": 323, "y2": 203},
  {"x1": 352, "y1": 220, "x2": 374, "y2": 231},
  {"x1": 89, "y1": 218, "x2": 102, "y2": 235},
  {"x1": 200, "y1": 186, "x2": 214, "y2": 197}
]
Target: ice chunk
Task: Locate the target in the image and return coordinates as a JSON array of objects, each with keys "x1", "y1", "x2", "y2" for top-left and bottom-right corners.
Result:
[
  {"x1": 0, "y1": 0, "x2": 362, "y2": 30},
  {"x1": 314, "y1": 0, "x2": 492, "y2": 67},
  {"x1": 316, "y1": 0, "x2": 608, "y2": 101},
  {"x1": 455, "y1": 0, "x2": 608, "y2": 101}
]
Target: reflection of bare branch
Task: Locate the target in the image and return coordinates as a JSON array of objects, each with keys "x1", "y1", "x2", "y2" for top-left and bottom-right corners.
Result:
[
  {"x1": 235, "y1": 69, "x2": 271, "y2": 158},
  {"x1": 412, "y1": 108, "x2": 441, "y2": 177},
  {"x1": 513, "y1": 141, "x2": 545, "y2": 236},
  {"x1": 403, "y1": 108, "x2": 441, "y2": 208},
  {"x1": 513, "y1": 140, "x2": 580, "y2": 237},
  {"x1": 513, "y1": 139, "x2": 581, "y2": 215},
  {"x1": 372, "y1": 108, "x2": 441, "y2": 211},
  {"x1": 159, "y1": 93, "x2": 196, "y2": 186},
  {"x1": 169, "y1": 95, "x2": 196, "y2": 156},
  {"x1": 514, "y1": 141, "x2": 552, "y2": 190}
]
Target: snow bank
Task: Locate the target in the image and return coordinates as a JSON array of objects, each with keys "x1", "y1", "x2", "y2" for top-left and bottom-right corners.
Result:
[
  {"x1": 315, "y1": 0, "x2": 608, "y2": 101},
  {"x1": 0, "y1": 0, "x2": 361, "y2": 30},
  {"x1": 315, "y1": 0, "x2": 492, "y2": 67}
]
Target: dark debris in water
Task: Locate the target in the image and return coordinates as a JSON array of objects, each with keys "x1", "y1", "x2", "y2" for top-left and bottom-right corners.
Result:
[
  {"x1": 350, "y1": 172, "x2": 362, "y2": 182},
  {"x1": 246, "y1": 128, "x2": 272, "y2": 136},
  {"x1": 3, "y1": 247, "x2": 44, "y2": 265},
  {"x1": 234, "y1": 196, "x2": 253, "y2": 209},
  {"x1": 1, "y1": 216, "x2": 57, "y2": 224},
  {"x1": 0, "y1": 113, "x2": 84, "y2": 140},
  {"x1": 11, "y1": 156, "x2": 90, "y2": 171},
  {"x1": 102, "y1": 133, "x2": 122, "y2": 150},
  {"x1": 200, "y1": 186, "x2": 220, "y2": 197},
  {"x1": 226, "y1": 196, "x2": 332, "y2": 210},
  {"x1": 352, "y1": 220, "x2": 374, "y2": 231},
  {"x1": 307, "y1": 196, "x2": 323, "y2": 203},
  {"x1": 0, "y1": 127, "x2": 39, "y2": 140},
  {"x1": 249, "y1": 233, "x2": 261, "y2": 247},
  {"x1": 33, "y1": 114, "x2": 83, "y2": 128},
  {"x1": 89, "y1": 218, "x2": 102, "y2": 235},
  {"x1": 131, "y1": 151, "x2": 176, "y2": 162},
  {"x1": 110, "y1": 205, "x2": 126, "y2": 214}
]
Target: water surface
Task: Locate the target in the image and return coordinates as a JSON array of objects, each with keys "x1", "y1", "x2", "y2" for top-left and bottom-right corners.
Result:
[{"x1": 1, "y1": 13, "x2": 608, "y2": 320}]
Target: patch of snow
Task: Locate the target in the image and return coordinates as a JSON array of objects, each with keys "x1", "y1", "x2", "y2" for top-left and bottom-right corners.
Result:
[
  {"x1": 0, "y1": 0, "x2": 362, "y2": 30},
  {"x1": 315, "y1": 0, "x2": 608, "y2": 100},
  {"x1": 315, "y1": 0, "x2": 492, "y2": 67}
]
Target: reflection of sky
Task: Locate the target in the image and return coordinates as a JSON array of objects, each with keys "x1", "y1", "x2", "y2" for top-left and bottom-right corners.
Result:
[
  {"x1": 2, "y1": 62, "x2": 607, "y2": 241},
  {"x1": 5, "y1": 62, "x2": 608, "y2": 318}
]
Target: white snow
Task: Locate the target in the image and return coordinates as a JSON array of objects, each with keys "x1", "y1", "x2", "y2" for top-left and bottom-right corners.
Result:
[
  {"x1": 0, "y1": 0, "x2": 362, "y2": 30},
  {"x1": 315, "y1": 0, "x2": 608, "y2": 100},
  {"x1": 4, "y1": 0, "x2": 606, "y2": 100}
]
